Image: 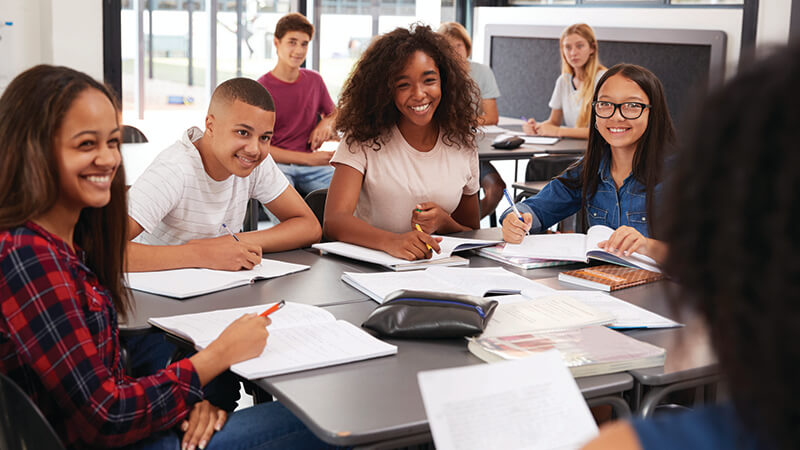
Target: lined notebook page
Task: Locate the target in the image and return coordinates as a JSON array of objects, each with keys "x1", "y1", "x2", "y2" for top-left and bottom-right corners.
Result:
[{"x1": 418, "y1": 350, "x2": 598, "y2": 450}]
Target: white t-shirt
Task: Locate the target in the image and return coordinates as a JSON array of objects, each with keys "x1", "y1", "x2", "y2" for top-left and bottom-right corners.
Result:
[
  {"x1": 548, "y1": 70, "x2": 607, "y2": 127},
  {"x1": 128, "y1": 126, "x2": 289, "y2": 245},
  {"x1": 330, "y1": 125, "x2": 479, "y2": 234}
]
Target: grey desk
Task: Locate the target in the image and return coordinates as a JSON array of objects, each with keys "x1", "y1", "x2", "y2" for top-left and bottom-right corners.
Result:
[
  {"x1": 477, "y1": 126, "x2": 587, "y2": 162},
  {"x1": 121, "y1": 249, "x2": 377, "y2": 331},
  {"x1": 258, "y1": 300, "x2": 633, "y2": 448}
]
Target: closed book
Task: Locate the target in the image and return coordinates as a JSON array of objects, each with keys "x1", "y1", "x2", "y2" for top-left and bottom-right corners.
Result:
[
  {"x1": 476, "y1": 244, "x2": 573, "y2": 270},
  {"x1": 468, "y1": 325, "x2": 665, "y2": 378},
  {"x1": 558, "y1": 264, "x2": 664, "y2": 291}
]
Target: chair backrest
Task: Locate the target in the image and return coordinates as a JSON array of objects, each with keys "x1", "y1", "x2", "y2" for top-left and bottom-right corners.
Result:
[
  {"x1": 304, "y1": 188, "x2": 327, "y2": 228},
  {"x1": 122, "y1": 125, "x2": 149, "y2": 143},
  {"x1": 0, "y1": 373, "x2": 66, "y2": 450}
]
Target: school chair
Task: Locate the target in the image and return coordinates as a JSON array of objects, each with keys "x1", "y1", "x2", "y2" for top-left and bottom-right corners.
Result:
[
  {"x1": 0, "y1": 373, "x2": 66, "y2": 450},
  {"x1": 122, "y1": 125, "x2": 149, "y2": 143},
  {"x1": 303, "y1": 188, "x2": 327, "y2": 228}
]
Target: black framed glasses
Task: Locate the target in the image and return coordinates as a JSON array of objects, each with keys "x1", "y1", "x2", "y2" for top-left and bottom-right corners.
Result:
[{"x1": 592, "y1": 101, "x2": 652, "y2": 120}]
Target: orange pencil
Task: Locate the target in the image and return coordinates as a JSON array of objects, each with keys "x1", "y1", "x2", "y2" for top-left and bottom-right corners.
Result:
[{"x1": 259, "y1": 300, "x2": 285, "y2": 318}]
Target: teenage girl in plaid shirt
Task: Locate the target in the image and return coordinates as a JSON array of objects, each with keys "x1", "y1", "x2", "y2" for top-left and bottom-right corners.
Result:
[{"x1": 0, "y1": 66, "x2": 329, "y2": 449}]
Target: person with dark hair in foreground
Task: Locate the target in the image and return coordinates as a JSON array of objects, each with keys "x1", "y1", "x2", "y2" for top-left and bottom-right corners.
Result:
[{"x1": 585, "y1": 44, "x2": 800, "y2": 450}]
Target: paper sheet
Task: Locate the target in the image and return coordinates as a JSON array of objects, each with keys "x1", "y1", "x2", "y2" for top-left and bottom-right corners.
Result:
[
  {"x1": 479, "y1": 293, "x2": 614, "y2": 337},
  {"x1": 418, "y1": 350, "x2": 598, "y2": 450},
  {"x1": 125, "y1": 258, "x2": 309, "y2": 298},
  {"x1": 556, "y1": 291, "x2": 681, "y2": 329}
]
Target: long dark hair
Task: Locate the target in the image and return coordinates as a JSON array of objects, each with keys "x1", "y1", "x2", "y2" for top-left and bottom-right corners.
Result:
[
  {"x1": 0, "y1": 65, "x2": 131, "y2": 319},
  {"x1": 559, "y1": 63, "x2": 675, "y2": 236},
  {"x1": 335, "y1": 23, "x2": 480, "y2": 151},
  {"x1": 663, "y1": 44, "x2": 800, "y2": 449}
]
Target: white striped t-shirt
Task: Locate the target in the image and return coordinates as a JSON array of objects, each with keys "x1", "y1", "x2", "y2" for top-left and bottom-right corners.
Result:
[{"x1": 128, "y1": 126, "x2": 289, "y2": 245}]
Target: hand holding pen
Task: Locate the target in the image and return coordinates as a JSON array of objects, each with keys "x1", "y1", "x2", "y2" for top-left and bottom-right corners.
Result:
[{"x1": 501, "y1": 189, "x2": 532, "y2": 244}]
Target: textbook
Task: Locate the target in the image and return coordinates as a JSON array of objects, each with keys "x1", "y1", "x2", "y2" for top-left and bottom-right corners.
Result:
[
  {"x1": 468, "y1": 325, "x2": 665, "y2": 378},
  {"x1": 418, "y1": 351, "x2": 598, "y2": 450},
  {"x1": 558, "y1": 264, "x2": 664, "y2": 292},
  {"x1": 503, "y1": 225, "x2": 661, "y2": 273},
  {"x1": 312, "y1": 236, "x2": 501, "y2": 271},
  {"x1": 476, "y1": 243, "x2": 574, "y2": 269},
  {"x1": 341, "y1": 266, "x2": 556, "y2": 304},
  {"x1": 125, "y1": 259, "x2": 310, "y2": 299},
  {"x1": 148, "y1": 302, "x2": 397, "y2": 379}
]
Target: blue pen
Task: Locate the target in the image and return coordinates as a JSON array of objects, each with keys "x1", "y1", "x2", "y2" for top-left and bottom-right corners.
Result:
[
  {"x1": 502, "y1": 189, "x2": 524, "y2": 221},
  {"x1": 520, "y1": 116, "x2": 528, "y2": 123},
  {"x1": 221, "y1": 223, "x2": 240, "y2": 242}
]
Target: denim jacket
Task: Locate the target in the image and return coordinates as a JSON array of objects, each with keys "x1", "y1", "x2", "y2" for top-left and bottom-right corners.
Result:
[{"x1": 500, "y1": 151, "x2": 656, "y2": 237}]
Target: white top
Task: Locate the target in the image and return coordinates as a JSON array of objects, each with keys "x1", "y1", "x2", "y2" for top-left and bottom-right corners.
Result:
[
  {"x1": 469, "y1": 61, "x2": 500, "y2": 100},
  {"x1": 128, "y1": 126, "x2": 289, "y2": 245},
  {"x1": 330, "y1": 125, "x2": 479, "y2": 234},
  {"x1": 548, "y1": 70, "x2": 607, "y2": 127}
]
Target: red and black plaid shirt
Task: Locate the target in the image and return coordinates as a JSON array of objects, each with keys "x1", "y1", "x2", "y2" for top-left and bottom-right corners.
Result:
[{"x1": 0, "y1": 222, "x2": 204, "y2": 449}]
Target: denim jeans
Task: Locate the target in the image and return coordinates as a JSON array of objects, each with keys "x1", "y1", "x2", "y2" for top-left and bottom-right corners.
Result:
[
  {"x1": 276, "y1": 163, "x2": 333, "y2": 198},
  {"x1": 124, "y1": 401, "x2": 333, "y2": 449},
  {"x1": 121, "y1": 333, "x2": 241, "y2": 412}
]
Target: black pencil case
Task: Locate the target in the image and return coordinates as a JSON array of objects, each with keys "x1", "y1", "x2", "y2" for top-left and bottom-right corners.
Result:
[{"x1": 362, "y1": 289, "x2": 498, "y2": 339}]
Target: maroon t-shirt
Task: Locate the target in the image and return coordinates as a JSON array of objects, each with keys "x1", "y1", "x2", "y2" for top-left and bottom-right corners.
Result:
[{"x1": 257, "y1": 69, "x2": 335, "y2": 153}]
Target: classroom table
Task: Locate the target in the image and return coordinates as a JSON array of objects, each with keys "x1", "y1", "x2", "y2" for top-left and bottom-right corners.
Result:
[
  {"x1": 125, "y1": 228, "x2": 717, "y2": 445},
  {"x1": 251, "y1": 300, "x2": 633, "y2": 448},
  {"x1": 477, "y1": 131, "x2": 588, "y2": 162}
]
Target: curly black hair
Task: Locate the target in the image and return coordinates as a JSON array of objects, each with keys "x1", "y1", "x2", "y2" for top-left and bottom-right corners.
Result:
[
  {"x1": 335, "y1": 23, "x2": 480, "y2": 151},
  {"x1": 662, "y1": 44, "x2": 800, "y2": 449}
]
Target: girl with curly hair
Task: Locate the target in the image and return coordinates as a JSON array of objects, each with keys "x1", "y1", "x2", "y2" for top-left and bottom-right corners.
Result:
[
  {"x1": 585, "y1": 44, "x2": 800, "y2": 450},
  {"x1": 501, "y1": 64, "x2": 672, "y2": 265},
  {"x1": 325, "y1": 24, "x2": 481, "y2": 261}
]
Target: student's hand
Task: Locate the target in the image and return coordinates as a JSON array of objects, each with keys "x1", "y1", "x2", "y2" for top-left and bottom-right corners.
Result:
[
  {"x1": 186, "y1": 237, "x2": 262, "y2": 271},
  {"x1": 412, "y1": 202, "x2": 449, "y2": 234},
  {"x1": 308, "y1": 116, "x2": 336, "y2": 150},
  {"x1": 181, "y1": 400, "x2": 226, "y2": 450},
  {"x1": 598, "y1": 226, "x2": 648, "y2": 257},
  {"x1": 209, "y1": 313, "x2": 271, "y2": 367},
  {"x1": 384, "y1": 231, "x2": 443, "y2": 261},
  {"x1": 304, "y1": 150, "x2": 335, "y2": 166},
  {"x1": 501, "y1": 212, "x2": 532, "y2": 244},
  {"x1": 534, "y1": 122, "x2": 561, "y2": 137},
  {"x1": 522, "y1": 118, "x2": 538, "y2": 135}
]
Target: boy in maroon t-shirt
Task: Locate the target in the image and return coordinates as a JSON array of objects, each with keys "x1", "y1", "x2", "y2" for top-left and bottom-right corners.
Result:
[{"x1": 257, "y1": 13, "x2": 336, "y2": 197}]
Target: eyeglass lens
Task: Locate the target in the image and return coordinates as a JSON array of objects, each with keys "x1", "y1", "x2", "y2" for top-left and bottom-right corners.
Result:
[{"x1": 594, "y1": 102, "x2": 645, "y2": 119}]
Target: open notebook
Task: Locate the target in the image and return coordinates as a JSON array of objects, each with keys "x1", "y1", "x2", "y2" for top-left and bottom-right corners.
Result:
[
  {"x1": 148, "y1": 302, "x2": 397, "y2": 379},
  {"x1": 125, "y1": 259, "x2": 309, "y2": 298},
  {"x1": 341, "y1": 266, "x2": 556, "y2": 304},
  {"x1": 503, "y1": 225, "x2": 660, "y2": 272},
  {"x1": 313, "y1": 236, "x2": 500, "y2": 271}
]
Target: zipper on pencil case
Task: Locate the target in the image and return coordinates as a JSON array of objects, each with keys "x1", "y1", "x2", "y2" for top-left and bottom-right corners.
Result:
[{"x1": 383, "y1": 297, "x2": 487, "y2": 319}]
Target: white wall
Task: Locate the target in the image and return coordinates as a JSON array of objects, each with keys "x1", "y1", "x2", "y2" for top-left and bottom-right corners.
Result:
[
  {"x1": 756, "y1": 0, "x2": 793, "y2": 52},
  {"x1": 473, "y1": 2, "x2": 795, "y2": 77},
  {"x1": 0, "y1": 0, "x2": 103, "y2": 94}
]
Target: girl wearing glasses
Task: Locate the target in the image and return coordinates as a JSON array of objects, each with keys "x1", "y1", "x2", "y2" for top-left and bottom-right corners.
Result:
[
  {"x1": 501, "y1": 64, "x2": 672, "y2": 264},
  {"x1": 523, "y1": 23, "x2": 606, "y2": 139}
]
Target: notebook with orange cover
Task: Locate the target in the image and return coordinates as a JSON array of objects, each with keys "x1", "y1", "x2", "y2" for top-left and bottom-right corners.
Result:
[{"x1": 558, "y1": 264, "x2": 664, "y2": 291}]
